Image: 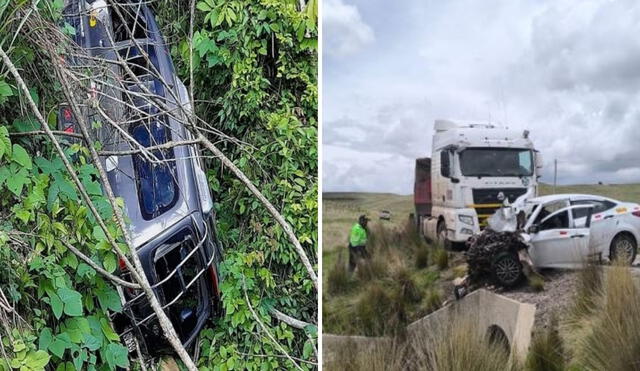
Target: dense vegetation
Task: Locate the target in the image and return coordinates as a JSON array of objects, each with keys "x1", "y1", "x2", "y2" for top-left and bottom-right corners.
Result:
[{"x1": 0, "y1": 0, "x2": 317, "y2": 370}]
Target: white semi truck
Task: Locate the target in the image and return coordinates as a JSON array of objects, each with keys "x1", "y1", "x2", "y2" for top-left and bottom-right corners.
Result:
[{"x1": 414, "y1": 120, "x2": 543, "y2": 247}]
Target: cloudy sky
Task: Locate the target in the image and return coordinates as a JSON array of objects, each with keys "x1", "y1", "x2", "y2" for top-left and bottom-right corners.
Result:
[{"x1": 322, "y1": 0, "x2": 640, "y2": 194}]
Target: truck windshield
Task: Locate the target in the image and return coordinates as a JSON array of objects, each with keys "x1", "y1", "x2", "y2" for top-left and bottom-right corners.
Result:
[{"x1": 459, "y1": 148, "x2": 533, "y2": 177}]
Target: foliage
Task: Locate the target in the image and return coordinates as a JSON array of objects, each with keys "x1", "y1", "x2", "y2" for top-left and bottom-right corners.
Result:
[
  {"x1": 0, "y1": 0, "x2": 317, "y2": 370},
  {"x1": 0, "y1": 118, "x2": 128, "y2": 370}
]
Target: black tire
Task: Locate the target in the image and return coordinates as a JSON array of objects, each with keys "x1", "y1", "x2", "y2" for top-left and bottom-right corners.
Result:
[
  {"x1": 610, "y1": 233, "x2": 637, "y2": 265},
  {"x1": 491, "y1": 252, "x2": 523, "y2": 287}
]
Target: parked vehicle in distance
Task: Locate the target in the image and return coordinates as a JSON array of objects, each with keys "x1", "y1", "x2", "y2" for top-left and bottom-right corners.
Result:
[
  {"x1": 414, "y1": 120, "x2": 543, "y2": 248},
  {"x1": 60, "y1": 0, "x2": 223, "y2": 355},
  {"x1": 488, "y1": 194, "x2": 639, "y2": 286},
  {"x1": 379, "y1": 210, "x2": 391, "y2": 220}
]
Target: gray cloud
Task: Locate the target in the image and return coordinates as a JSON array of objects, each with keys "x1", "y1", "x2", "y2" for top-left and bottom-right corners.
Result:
[
  {"x1": 323, "y1": 0, "x2": 374, "y2": 57},
  {"x1": 323, "y1": 0, "x2": 640, "y2": 194}
]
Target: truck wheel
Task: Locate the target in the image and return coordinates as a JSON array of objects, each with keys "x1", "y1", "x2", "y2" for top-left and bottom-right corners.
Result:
[
  {"x1": 491, "y1": 252, "x2": 523, "y2": 287},
  {"x1": 610, "y1": 233, "x2": 637, "y2": 265},
  {"x1": 436, "y1": 220, "x2": 451, "y2": 250}
]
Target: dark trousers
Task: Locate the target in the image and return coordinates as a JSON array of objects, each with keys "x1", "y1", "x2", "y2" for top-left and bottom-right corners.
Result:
[{"x1": 348, "y1": 244, "x2": 368, "y2": 272}]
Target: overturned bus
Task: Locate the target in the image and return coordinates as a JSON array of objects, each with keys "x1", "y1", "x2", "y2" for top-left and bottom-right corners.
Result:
[{"x1": 60, "y1": 0, "x2": 223, "y2": 354}]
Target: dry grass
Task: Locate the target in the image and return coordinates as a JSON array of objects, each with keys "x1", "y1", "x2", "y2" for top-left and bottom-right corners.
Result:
[
  {"x1": 326, "y1": 338, "x2": 407, "y2": 371},
  {"x1": 423, "y1": 289, "x2": 442, "y2": 313},
  {"x1": 354, "y1": 284, "x2": 407, "y2": 336},
  {"x1": 433, "y1": 248, "x2": 449, "y2": 270},
  {"x1": 527, "y1": 274, "x2": 545, "y2": 292},
  {"x1": 525, "y1": 316, "x2": 564, "y2": 371},
  {"x1": 452, "y1": 263, "x2": 468, "y2": 278},
  {"x1": 415, "y1": 245, "x2": 429, "y2": 269},
  {"x1": 569, "y1": 263, "x2": 640, "y2": 371},
  {"x1": 327, "y1": 250, "x2": 350, "y2": 295},
  {"x1": 355, "y1": 252, "x2": 389, "y2": 282},
  {"x1": 394, "y1": 267, "x2": 422, "y2": 304},
  {"x1": 563, "y1": 261, "x2": 603, "y2": 345},
  {"x1": 411, "y1": 318, "x2": 517, "y2": 371}
]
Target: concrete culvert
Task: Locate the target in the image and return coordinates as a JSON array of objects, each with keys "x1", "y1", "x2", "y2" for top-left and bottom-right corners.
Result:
[{"x1": 486, "y1": 324, "x2": 510, "y2": 354}]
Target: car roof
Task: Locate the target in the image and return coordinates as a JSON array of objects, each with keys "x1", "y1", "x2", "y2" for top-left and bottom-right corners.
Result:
[{"x1": 528, "y1": 193, "x2": 618, "y2": 204}]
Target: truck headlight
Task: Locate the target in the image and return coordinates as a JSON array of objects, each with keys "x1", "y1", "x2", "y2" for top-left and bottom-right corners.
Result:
[
  {"x1": 458, "y1": 215, "x2": 474, "y2": 226},
  {"x1": 461, "y1": 228, "x2": 474, "y2": 235}
]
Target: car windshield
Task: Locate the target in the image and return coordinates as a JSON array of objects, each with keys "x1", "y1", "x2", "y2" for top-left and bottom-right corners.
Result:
[{"x1": 460, "y1": 148, "x2": 533, "y2": 177}]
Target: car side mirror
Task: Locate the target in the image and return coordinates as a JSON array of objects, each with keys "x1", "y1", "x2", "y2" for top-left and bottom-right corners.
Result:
[{"x1": 527, "y1": 225, "x2": 539, "y2": 234}]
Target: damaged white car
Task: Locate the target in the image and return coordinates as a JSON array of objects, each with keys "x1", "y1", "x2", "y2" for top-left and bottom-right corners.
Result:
[{"x1": 466, "y1": 193, "x2": 640, "y2": 287}]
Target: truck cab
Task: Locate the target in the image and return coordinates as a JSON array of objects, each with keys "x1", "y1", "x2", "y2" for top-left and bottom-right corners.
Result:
[{"x1": 417, "y1": 120, "x2": 543, "y2": 247}]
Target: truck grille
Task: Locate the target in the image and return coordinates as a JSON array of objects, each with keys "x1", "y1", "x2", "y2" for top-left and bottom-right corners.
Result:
[{"x1": 471, "y1": 188, "x2": 527, "y2": 228}]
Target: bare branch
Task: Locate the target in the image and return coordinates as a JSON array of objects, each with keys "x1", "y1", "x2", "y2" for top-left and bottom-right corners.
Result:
[
  {"x1": 60, "y1": 240, "x2": 140, "y2": 289},
  {"x1": 269, "y1": 308, "x2": 312, "y2": 330},
  {"x1": 97, "y1": 138, "x2": 202, "y2": 156},
  {"x1": 243, "y1": 278, "x2": 304, "y2": 371},
  {"x1": 9, "y1": 130, "x2": 84, "y2": 139}
]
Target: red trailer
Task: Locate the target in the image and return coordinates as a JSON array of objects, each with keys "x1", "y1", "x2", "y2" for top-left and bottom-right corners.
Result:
[{"x1": 414, "y1": 158, "x2": 432, "y2": 232}]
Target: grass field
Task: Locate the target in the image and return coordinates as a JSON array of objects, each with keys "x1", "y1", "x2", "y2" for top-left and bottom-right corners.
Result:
[{"x1": 322, "y1": 183, "x2": 640, "y2": 336}]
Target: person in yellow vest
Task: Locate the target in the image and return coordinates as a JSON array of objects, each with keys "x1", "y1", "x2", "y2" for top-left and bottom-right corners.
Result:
[{"x1": 348, "y1": 215, "x2": 370, "y2": 272}]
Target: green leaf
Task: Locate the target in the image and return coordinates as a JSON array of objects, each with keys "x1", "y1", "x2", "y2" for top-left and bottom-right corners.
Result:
[
  {"x1": 76, "y1": 263, "x2": 96, "y2": 279},
  {"x1": 49, "y1": 337, "x2": 67, "y2": 358},
  {"x1": 105, "y1": 343, "x2": 129, "y2": 369},
  {"x1": 100, "y1": 318, "x2": 119, "y2": 342},
  {"x1": 29, "y1": 88, "x2": 40, "y2": 106},
  {"x1": 303, "y1": 340, "x2": 313, "y2": 359},
  {"x1": 0, "y1": 126, "x2": 9, "y2": 160},
  {"x1": 38, "y1": 328, "x2": 53, "y2": 351},
  {"x1": 15, "y1": 208, "x2": 30, "y2": 224},
  {"x1": 12, "y1": 144, "x2": 32, "y2": 169},
  {"x1": 55, "y1": 362, "x2": 75, "y2": 371},
  {"x1": 92, "y1": 226, "x2": 106, "y2": 241},
  {"x1": 50, "y1": 293, "x2": 63, "y2": 319},
  {"x1": 6, "y1": 166, "x2": 29, "y2": 196},
  {"x1": 24, "y1": 350, "x2": 50, "y2": 369},
  {"x1": 62, "y1": 22, "x2": 76, "y2": 35},
  {"x1": 57, "y1": 287, "x2": 83, "y2": 317},
  {"x1": 82, "y1": 333, "x2": 101, "y2": 351},
  {"x1": 97, "y1": 286, "x2": 122, "y2": 313},
  {"x1": 0, "y1": 80, "x2": 13, "y2": 104},
  {"x1": 35, "y1": 156, "x2": 64, "y2": 175},
  {"x1": 102, "y1": 253, "x2": 116, "y2": 273},
  {"x1": 304, "y1": 324, "x2": 317, "y2": 337},
  {"x1": 196, "y1": 1, "x2": 211, "y2": 11}
]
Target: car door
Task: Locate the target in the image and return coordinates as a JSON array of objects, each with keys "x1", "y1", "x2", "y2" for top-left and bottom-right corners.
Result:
[
  {"x1": 529, "y1": 205, "x2": 593, "y2": 268},
  {"x1": 572, "y1": 199, "x2": 617, "y2": 251}
]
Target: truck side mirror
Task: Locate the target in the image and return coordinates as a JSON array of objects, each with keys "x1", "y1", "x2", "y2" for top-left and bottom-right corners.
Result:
[
  {"x1": 527, "y1": 225, "x2": 539, "y2": 234},
  {"x1": 535, "y1": 151, "x2": 544, "y2": 169},
  {"x1": 440, "y1": 151, "x2": 451, "y2": 178}
]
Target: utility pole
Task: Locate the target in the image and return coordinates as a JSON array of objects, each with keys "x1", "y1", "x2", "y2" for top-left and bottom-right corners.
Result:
[{"x1": 553, "y1": 159, "x2": 558, "y2": 193}]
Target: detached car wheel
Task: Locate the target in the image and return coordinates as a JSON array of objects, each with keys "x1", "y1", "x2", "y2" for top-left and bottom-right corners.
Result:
[
  {"x1": 610, "y1": 233, "x2": 637, "y2": 265},
  {"x1": 491, "y1": 252, "x2": 523, "y2": 287}
]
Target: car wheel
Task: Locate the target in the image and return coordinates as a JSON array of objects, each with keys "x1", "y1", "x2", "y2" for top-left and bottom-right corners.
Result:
[
  {"x1": 610, "y1": 233, "x2": 637, "y2": 265},
  {"x1": 437, "y1": 220, "x2": 451, "y2": 250},
  {"x1": 491, "y1": 252, "x2": 523, "y2": 287}
]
